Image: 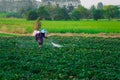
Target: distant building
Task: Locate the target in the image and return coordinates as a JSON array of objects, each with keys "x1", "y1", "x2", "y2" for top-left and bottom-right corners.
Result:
[
  {"x1": 0, "y1": 0, "x2": 38, "y2": 12},
  {"x1": 41, "y1": 0, "x2": 81, "y2": 8},
  {"x1": 0, "y1": 0, "x2": 81, "y2": 12}
]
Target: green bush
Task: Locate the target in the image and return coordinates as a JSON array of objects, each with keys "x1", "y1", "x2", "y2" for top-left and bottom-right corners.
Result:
[
  {"x1": 37, "y1": 6, "x2": 51, "y2": 20},
  {"x1": 0, "y1": 13, "x2": 7, "y2": 18},
  {"x1": 6, "y1": 12, "x2": 21, "y2": 18},
  {"x1": 26, "y1": 10, "x2": 38, "y2": 20}
]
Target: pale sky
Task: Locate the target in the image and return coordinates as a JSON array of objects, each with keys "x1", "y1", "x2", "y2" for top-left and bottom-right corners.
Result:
[
  {"x1": 81, "y1": 0, "x2": 120, "y2": 8},
  {"x1": 37, "y1": 0, "x2": 120, "y2": 8}
]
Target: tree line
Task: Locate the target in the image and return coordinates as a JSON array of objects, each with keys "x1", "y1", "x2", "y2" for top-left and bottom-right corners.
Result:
[
  {"x1": 27, "y1": 2, "x2": 120, "y2": 20},
  {"x1": 1, "y1": 2, "x2": 120, "y2": 20}
]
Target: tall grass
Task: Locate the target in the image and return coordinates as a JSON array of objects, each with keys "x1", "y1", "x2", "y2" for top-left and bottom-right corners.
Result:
[
  {"x1": 0, "y1": 18, "x2": 34, "y2": 33},
  {"x1": 0, "y1": 18, "x2": 120, "y2": 34},
  {"x1": 42, "y1": 20, "x2": 120, "y2": 33},
  {"x1": 0, "y1": 33, "x2": 17, "y2": 37},
  {"x1": 0, "y1": 13, "x2": 7, "y2": 18}
]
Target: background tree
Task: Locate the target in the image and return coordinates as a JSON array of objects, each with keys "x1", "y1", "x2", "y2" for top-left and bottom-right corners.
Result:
[
  {"x1": 18, "y1": 0, "x2": 36, "y2": 18},
  {"x1": 89, "y1": 5, "x2": 96, "y2": 18},
  {"x1": 69, "y1": 10, "x2": 81, "y2": 20},
  {"x1": 45, "y1": 5, "x2": 58, "y2": 20},
  {"x1": 67, "y1": 4, "x2": 74, "y2": 12},
  {"x1": 60, "y1": 7, "x2": 70, "y2": 20},
  {"x1": 103, "y1": 5, "x2": 120, "y2": 20},
  {"x1": 6, "y1": 12, "x2": 21, "y2": 18},
  {"x1": 37, "y1": 6, "x2": 51, "y2": 20},
  {"x1": 26, "y1": 10, "x2": 38, "y2": 20},
  {"x1": 93, "y1": 9, "x2": 103, "y2": 20},
  {"x1": 97, "y1": 2, "x2": 103, "y2": 10},
  {"x1": 53, "y1": 7, "x2": 69, "y2": 20},
  {"x1": 76, "y1": 6, "x2": 89, "y2": 19},
  {"x1": 18, "y1": 7, "x2": 31, "y2": 18}
]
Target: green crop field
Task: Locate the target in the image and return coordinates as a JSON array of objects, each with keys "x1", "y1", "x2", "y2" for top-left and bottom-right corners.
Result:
[
  {"x1": 0, "y1": 33, "x2": 17, "y2": 37},
  {"x1": 0, "y1": 36, "x2": 120, "y2": 79},
  {"x1": 0, "y1": 18, "x2": 120, "y2": 34},
  {"x1": 0, "y1": 18, "x2": 120, "y2": 79}
]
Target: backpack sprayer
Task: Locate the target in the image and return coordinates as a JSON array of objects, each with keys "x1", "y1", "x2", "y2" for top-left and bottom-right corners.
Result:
[
  {"x1": 42, "y1": 29, "x2": 63, "y2": 48},
  {"x1": 50, "y1": 40, "x2": 63, "y2": 48}
]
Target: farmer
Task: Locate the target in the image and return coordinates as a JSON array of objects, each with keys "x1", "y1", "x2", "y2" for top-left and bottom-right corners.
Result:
[
  {"x1": 33, "y1": 17, "x2": 47, "y2": 47},
  {"x1": 33, "y1": 29, "x2": 47, "y2": 47}
]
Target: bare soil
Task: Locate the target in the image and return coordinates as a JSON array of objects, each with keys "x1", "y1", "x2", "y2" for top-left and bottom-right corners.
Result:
[{"x1": 48, "y1": 33, "x2": 120, "y2": 38}]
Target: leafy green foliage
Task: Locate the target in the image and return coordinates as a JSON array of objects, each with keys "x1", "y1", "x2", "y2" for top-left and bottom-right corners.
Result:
[
  {"x1": 43, "y1": 6, "x2": 70, "y2": 20},
  {"x1": 77, "y1": 6, "x2": 89, "y2": 19},
  {"x1": 89, "y1": 5, "x2": 96, "y2": 18},
  {"x1": 70, "y1": 10, "x2": 81, "y2": 20},
  {"x1": 103, "y1": 5, "x2": 120, "y2": 20},
  {"x1": 0, "y1": 36, "x2": 120, "y2": 79},
  {"x1": 69, "y1": 6, "x2": 89, "y2": 20},
  {"x1": 26, "y1": 10, "x2": 38, "y2": 20},
  {"x1": 0, "y1": 13, "x2": 8, "y2": 18},
  {"x1": 6, "y1": 12, "x2": 21, "y2": 18},
  {"x1": 54, "y1": 7, "x2": 70, "y2": 20},
  {"x1": 37, "y1": 6, "x2": 51, "y2": 20},
  {"x1": 93, "y1": 9, "x2": 103, "y2": 21},
  {"x1": 45, "y1": 5, "x2": 58, "y2": 20},
  {"x1": 0, "y1": 12, "x2": 21, "y2": 18},
  {"x1": 26, "y1": 5, "x2": 120, "y2": 20}
]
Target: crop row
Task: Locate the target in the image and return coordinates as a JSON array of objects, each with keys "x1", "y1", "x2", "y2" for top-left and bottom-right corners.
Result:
[
  {"x1": 0, "y1": 36, "x2": 120, "y2": 79},
  {"x1": 0, "y1": 18, "x2": 120, "y2": 34}
]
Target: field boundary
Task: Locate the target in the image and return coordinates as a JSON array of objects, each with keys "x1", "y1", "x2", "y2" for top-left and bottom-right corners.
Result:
[
  {"x1": 0, "y1": 31, "x2": 120, "y2": 38},
  {"x1": 49, "y1": 33, "x2": 120, "y2": 38}
]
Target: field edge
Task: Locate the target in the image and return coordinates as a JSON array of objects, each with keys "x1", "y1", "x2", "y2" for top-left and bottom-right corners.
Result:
[{"x1": 0, "y1": 31, "x2": 120, "y2": 38}]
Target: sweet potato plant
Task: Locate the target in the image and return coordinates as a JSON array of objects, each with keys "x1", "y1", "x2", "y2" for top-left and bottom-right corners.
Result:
[{"x1": 0, "y1": 36, "x2": 120, "y2": 79}]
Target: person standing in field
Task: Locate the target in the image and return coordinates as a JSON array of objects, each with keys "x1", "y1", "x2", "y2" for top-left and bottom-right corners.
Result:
[
  {"x1": 33, "y1": 17, "x2": 47, "y2": 47},
  {"x1": 34, "y1": 29, "x2": 47, "y2": 47}
]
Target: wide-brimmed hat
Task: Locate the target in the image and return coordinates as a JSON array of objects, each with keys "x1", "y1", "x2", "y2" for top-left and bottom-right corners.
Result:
[
  {"x1": 33, "y1": 30, "x2": 40, "y2": 36},
  {"x1": 41, "y1": 29, "x2": 47, "y2": 33}
]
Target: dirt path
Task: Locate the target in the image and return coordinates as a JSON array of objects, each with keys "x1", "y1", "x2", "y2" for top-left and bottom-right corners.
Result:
[
  {"x1": 0, "y1": 31, "x2": 120, "y2": 38},
  {"x1": 48, "y1": 33, "x2": 120, "y2": 38}
]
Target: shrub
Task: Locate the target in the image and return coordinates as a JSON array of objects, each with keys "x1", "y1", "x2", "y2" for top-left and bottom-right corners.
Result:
[
  {"x1": 26, "y1": 10, "x2": 38, "y2": 20},
  {"x1": 6, "y1": 12, "x2": 21, "y2": 18}
]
